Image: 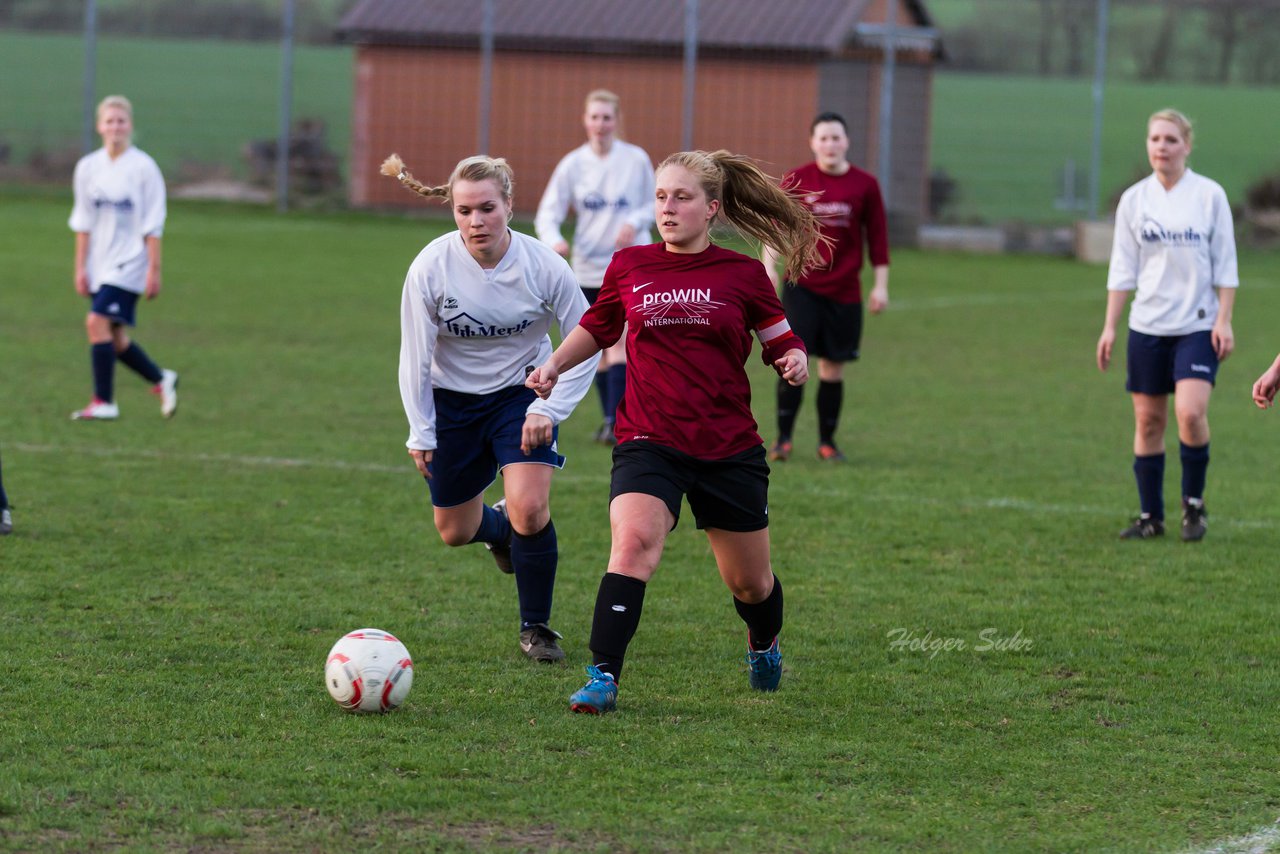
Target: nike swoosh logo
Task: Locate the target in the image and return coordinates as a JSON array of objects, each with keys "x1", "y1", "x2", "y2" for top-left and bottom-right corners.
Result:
[{"x1": 633, "y1": 281, "x2": 654, "y2": 292}]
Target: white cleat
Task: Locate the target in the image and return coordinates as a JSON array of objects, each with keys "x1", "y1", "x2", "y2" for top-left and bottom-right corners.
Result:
[
  {"x1": 157, "y1": 369, "x2": 179, "y2": 418},
  {"x1": 70, "y1": 400, "x2": 120, "y2": 421}
]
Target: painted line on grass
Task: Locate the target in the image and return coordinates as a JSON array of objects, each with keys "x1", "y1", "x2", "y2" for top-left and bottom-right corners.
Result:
[
  {"x1": 10, "y1": 441, "x2": 1271, "y2": 529},
  {"x1": 11, "y1": 442, "x2": 407, "y2": 475},
  {"x1": 1179, "y1": 819, "x2": 1280, "y2": 854},
  {"x1": 792, "y1": 482, "x2": 1272, "y2": 531}
]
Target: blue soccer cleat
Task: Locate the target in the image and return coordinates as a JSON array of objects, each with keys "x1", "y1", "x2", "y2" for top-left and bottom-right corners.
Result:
[
  {"x1": 746, "y1": 636, "x2": 782, "y2": 692},
  {"x1": 569, "y1": 665, "x2": 618, "y2": 714}
]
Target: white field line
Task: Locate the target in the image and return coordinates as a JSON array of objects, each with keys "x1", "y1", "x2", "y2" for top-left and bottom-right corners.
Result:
[
  {"x1": 1179, "y1": 820, "x2": 1280, "y2": 854},
  {"x1": 9, "y1": 441, "x2": 1271, "y2": 528},
  {"x1": 893, "y1": 276, "x2": 1275, "y2": 313}
]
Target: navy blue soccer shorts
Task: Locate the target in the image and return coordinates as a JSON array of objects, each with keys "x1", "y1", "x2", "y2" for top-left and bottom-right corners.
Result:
[
  {"x1": 90, "y1": 284, "x2": 140, "y2": 327},
  {"x1": 425, "y1": 385, "x2": 565, "y2": 508},
  {"x1": 1126, "y1": 329, "x2": 1218, "y2": 395}
]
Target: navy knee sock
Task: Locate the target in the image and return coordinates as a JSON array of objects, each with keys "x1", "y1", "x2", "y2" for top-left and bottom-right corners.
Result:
[
  {"x1": 734, "y1": 575, "x2": 784, "y2": 650},
  {"x1": 91, "y1": 342, "x2": 115, "y2": 402},
  {"x1": 604, "y1": 364, "x2": 627, "y2": 422},
  {"x1": 1180, "y1": 441, "x2": 1210, "y2": 501},
  {"x1": 116, "y1": 342, "x2": 163, "y2": 384},
  {"x1": 512, "y1": 519, "x2": 558, "y2": 627},
  {"x1": 588, "y1": 573, "x2": 647, "y2": 682},
  {"x1": 468, "y1": 503, "x2": 512, "y2": 547},
  {"x1": 1133, "y1": 453, "x2": 1166, "y2": 520},
  {"x1": 594, "y1": 371, "x2": 610, "y2": 419},
  {"x1": 776, "y1": 379, "x2": 803, "y2": 441},
  {"x1": 817, "y1": 380, "x2": 844, "y2": 445}
]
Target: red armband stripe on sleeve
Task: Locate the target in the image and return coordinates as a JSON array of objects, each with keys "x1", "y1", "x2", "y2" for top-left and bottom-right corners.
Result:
[{"x1": 754, "y1": 315, "x2": 792, "y2": 346}]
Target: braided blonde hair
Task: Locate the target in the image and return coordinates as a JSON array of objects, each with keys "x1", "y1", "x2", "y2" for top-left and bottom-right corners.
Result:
[
  {"x1": 379, "y1": 153, "x2": 515, "y2": 206},
  {"x1": 657, "y1": 150, "x2": 827, "y2": 281}
]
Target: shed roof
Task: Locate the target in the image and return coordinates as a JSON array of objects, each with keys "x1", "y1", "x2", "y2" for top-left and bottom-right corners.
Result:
[{"x1": 337, "y1": 0, "x2": 937, "y2": 57}]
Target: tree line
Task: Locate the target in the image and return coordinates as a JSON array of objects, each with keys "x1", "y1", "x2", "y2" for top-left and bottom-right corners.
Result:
[
  {"x1": 0, "y1": 0, "x2": 358, "y2": 44},
  {"x1": 940, "y1": 0, "x2": 1280, "y2": 85}
]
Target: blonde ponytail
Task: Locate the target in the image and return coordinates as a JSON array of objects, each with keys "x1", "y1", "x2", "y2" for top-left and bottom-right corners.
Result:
[
  {"x1": 380, "y1": 153, "x2": 516, "y2": 206},
  {"x1": 380, "y1": 153, "x2": 450, "y2": 202}
]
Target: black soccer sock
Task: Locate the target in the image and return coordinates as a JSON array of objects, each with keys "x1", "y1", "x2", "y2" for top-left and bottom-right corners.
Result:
[
  {"x1": 817, "y1": 380, "x2": 844, "y2": 446},
  {"x1": 734, "y1": 575, "x2": 784, "y2": 650},
  {"x1": 468, "y1": 503, "x2": 512, "y2": 547},
  {"x1": 1180, "y1": 441, "x2": 1209, "y2": 501},
  {"x1": 116, "y1": 342, "x2": 163, "y2": 384},
  {"x1": 776, "y1": 379, "x2": 803, "y2": 441},
  {"x1": 588, "y1": 572, "x2": 647, "y2": 682},
  {"x1": 91, "y1": 342, "x2": 115, "y2": 402},
  {"x1": 605, "y1": 364, "x2": 627, "y2": 422},
  {"x1": 594, "y1": 370, "x2": 610, "y2": 418},
  {"x1": 0, "y1": 452, "x2": 8, "y2": 509},
  {"x1": 512, "y1": 519, "x2": 558, "y2": 627},
  {"x1": 1133, "y1": 453, "x2": 1166, "y2": 520}
]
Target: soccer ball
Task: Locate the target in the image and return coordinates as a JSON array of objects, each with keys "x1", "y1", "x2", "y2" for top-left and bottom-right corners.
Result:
[{"x1": 324, "y1": 628, "x2": 414, "y2": 713}]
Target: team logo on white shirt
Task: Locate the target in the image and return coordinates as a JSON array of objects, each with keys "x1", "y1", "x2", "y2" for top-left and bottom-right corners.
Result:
[
  {"x1": 1140, "y1": 218, "x2": 1203, "y2": 246},
  {"x1": 442, "y1": 312, "x2": 533, "y2": 338},
  {"x1": 633, "y1": 287, "x2": 725, "y2": 328},
  {"x1": 582, "y1": 192, "x2": 631, "y2": 212}
]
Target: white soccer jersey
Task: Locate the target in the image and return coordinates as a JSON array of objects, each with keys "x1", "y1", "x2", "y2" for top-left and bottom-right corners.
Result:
[
  {"x1": 1107, "y1": 169, "x2": 1238, "y2": 337},
  {"x1": 68, "y1": 146, "x2": 166, "y2": 295},
  {"x1": 534, "y1": 140, "x2": 656, "y2": 288},
  {"x1": 399, "y1": 229, "x2": 601, "y2": 451}
]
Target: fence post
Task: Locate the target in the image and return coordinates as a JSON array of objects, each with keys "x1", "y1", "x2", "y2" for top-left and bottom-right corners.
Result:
[
  {"x1": 876, "y1": 0, "x2": 897, "y2": 212},
  {"x1": 277, "y1": 0, "x2": 295, "y2": 212},
  {"x1": 682, "y1": 0, "x2": 698, "y2": 152},
  {"x1": 81, "y1": 0, "x2": 98, "y2": 154},
  {"x1": 478, "y1": 0, "x2": 495, "y2": 154},
  {"x1": 1088, "y1": 0, "x2": 1109, "y2": 221}
]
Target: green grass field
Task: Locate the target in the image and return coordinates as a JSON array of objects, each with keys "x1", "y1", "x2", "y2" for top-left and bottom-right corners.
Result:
[
  {"x1": 4, "y1": 193, "x2": 1280, "y2": 851},
  {"x1": 4, "y1": 29, "x2": 1280, "y2": 224}
]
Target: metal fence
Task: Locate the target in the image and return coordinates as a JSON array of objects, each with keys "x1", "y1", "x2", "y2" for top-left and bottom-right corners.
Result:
[{"x1": 2, "y1": 0, "x2": 1277, "y2": 227}]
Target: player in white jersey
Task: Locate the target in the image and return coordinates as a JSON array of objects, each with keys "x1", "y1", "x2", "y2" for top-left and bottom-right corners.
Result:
[
  {"x1": 68, "y1": 95, "x2": 178, "y2": 421},
  {"x1": 1096, "y1": 108, "x2": 1238, "y2": 542},
  {"x1": 383, "y1": 153, "x2": 599, "y2": 663},
  {"x1": 535, "y1": 90, "x2": 655, "y2": 444}
]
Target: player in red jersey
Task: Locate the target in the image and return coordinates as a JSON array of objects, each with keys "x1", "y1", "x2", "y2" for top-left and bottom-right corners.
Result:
[
  {"x1": 527, "y1": 149, "x2": 824, "y2": 712},
  {"x1": 763, "y1": 111, "x2": 890, "y2": 462}
]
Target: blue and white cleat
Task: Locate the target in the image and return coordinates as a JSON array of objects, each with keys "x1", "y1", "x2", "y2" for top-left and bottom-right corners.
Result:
[
  {"x1": 569, "y1": 665, "x2": 618, "y2": 714},
  {"x1": 746, "y1": 636, "x2": 782, "y2": 692}
]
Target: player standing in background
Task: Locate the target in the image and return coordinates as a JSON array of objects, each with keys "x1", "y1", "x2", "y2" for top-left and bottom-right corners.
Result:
[
  {"x1": 68, "y1": 95, "x2": 178, "y2": 421},
  {"x1": 383, "y1": 153, "x2": 600, "y2": 663},
  {"x1": 0, "y1": 451, "x2": 11, "y2": 535},
  {"x1": 527, "y1": 149, "x2": 821, "y2": 713},
  {"x1": 535, "y1": 90, "x2": 656, "y2": 445},
  {"x1": 1096, "y1": 108, "x2": 1238, "y2": 542},
  {"x1": 763, "y1": 111, "x2": 889, "y2": 463}
]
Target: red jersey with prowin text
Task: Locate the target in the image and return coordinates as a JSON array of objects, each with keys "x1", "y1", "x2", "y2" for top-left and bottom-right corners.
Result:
[
  {"x1": 580, "y1": 243, "x2": 806, "y2": 459},
  {"x1": 784, "y1": 161, "x2": 890, "y2": 304}
]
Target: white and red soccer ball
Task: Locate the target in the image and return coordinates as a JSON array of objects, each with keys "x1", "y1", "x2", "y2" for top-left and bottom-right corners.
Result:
[{"x1": 325, "y1": 628, "x2": 414, "y2": 713}]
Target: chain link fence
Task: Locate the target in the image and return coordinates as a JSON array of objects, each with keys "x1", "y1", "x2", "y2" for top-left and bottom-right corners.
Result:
[{"x1": 2, "y1": 0, "x2": 1277, "y2": 230}]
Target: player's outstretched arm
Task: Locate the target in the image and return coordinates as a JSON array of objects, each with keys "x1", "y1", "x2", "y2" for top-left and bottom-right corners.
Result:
[
  {"x1": 1252, "y1": 353, "x2": 1280, "y2": 409},
  {"x1": 527, "y1": 326, "x2": 602, "y2": 400}
]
